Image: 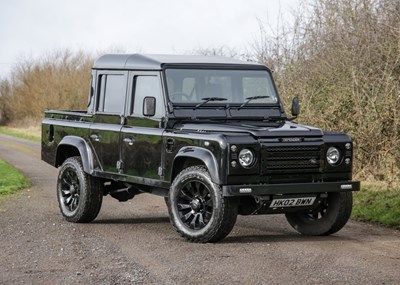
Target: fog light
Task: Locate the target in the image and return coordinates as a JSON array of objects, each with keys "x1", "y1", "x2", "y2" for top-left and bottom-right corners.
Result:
[
  {"x1": 231, "y1": 161, "x2": 237, "y2": 168},
  {"x1": 239, "y1": 188, "x2": 252, "y2": 194},
  {"x1": 345, "y1": 158, "x2": 351, "y2": 165}
]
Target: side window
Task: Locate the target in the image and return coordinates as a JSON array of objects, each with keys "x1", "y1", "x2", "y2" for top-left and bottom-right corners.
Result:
[
  {"x1": 97, "y1": 74, "x2": 126, "y2": 113},
  {"x1": 132, "y1": 76, "x2": 164, "y2": 117}
]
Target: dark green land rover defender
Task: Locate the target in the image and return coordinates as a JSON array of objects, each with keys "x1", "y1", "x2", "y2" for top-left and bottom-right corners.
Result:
[{"x1": 42, "y1": 54, "x2": 360, "y2": 242}]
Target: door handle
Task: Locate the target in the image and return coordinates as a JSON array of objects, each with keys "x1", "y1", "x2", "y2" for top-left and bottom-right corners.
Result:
[
  {"x1": 90, "y1": 134, "x2": 100, "y2": 142},
  {"x1": 123, "y1": 137, "x2": 135, "y2": 146}
]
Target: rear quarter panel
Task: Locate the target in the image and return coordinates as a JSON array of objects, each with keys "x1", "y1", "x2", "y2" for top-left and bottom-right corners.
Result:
[{"x1": 41, "y1": 111, "x2": 93, "y2": 167}]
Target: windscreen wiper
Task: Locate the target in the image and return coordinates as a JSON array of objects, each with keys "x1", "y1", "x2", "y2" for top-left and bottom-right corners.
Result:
[
  {"x1": 194, "y1": 97, "x2": 227, "y2": 109},
  {"x1": 238, "y1": 95, "x2": 270, "y2": 109}
]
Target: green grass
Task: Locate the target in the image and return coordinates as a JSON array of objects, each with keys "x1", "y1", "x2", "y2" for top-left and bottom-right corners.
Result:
[
  {"x1": 0, "y1": 159, "x2": 31, "y2": 197},
  {"x1": 352, "y1": 183, "x2": 400, "y2": 228},
  {"x1": 0, "y1": 126, "x2": 41, "y2": 142}
]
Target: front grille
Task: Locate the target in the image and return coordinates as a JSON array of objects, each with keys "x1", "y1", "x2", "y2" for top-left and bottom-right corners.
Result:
[{"x1": 261, "y1": 144, "x2": 322, "y2": 174}]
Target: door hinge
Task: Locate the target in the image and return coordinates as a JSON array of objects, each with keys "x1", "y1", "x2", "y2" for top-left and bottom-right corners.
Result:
[
  {"x1": 166, "y1": 138, "x2": 174, "y2": 153},
  {"x1": 117, "y1": 160, "x2": 124, "y2": 173},
  {"x1": 158, "y1": 166, "x2": 164, "y2": 177}
]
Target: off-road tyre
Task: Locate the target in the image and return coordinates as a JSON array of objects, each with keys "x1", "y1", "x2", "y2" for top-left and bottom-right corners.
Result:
[
  {"x1": 167, "y1": 166, "x2": 237, "y2": 243},
  {"x1": 285, "y1": 191, "x2": 353, "y2": 236},
  {"x1": 57, "y1": 156, "x2": 103, "y2": 223}
]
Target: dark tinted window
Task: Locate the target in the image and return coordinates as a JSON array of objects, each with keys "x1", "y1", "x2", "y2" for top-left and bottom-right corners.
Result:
[{"x1": 97, "y1": 74, "x2": 126, "y2": 113}]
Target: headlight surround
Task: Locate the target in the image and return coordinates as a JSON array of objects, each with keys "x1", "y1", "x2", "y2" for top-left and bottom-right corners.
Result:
[
  {"x1": 239, "y1": 148, "x2": 254, "y2": 168},
  {"x1": 326, "y1": 147, "x2": 341, "y2": 166}
]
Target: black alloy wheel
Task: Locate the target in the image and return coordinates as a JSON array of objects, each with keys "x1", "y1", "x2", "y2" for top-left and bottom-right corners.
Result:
[
  {"x1": 57, "y1": 156, "x2": 103, "y2": 223},
  {"x1": 59, "y1": 168, "x2": 81, "y2": 213},
  {"x1": 168, "y1": 166, "x2": 237, "y2": 243},
  {"x1": 176, "y1": 178, "x2": 213, "y2": 230}
]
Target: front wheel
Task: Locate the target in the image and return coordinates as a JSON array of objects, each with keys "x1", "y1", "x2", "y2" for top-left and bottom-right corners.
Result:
[
  {"x1": 285, "y1": 191, "x2": 353, "y2": 236},
  {"x1": 57, "y1": 156, "x2": 103, "y2": 223},
  {"x1": 167, "y1": 166, "x2": 237, "y2": 243}
]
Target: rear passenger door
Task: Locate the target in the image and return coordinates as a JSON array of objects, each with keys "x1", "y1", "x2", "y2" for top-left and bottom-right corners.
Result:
[
  {"x1": 120, "y1": 71, "x2": 165, "y2": 182},
  {"x1": 90, "y1": 71, "x2": 127, "y2": 173}
]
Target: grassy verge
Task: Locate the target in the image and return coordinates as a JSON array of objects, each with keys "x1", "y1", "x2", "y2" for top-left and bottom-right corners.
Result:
[
  {"x1": 0, "y1": 126, "x2": 41, "y2": 142},
  {"x1": 352, "y1": 183, "x2": 400, "y2": 229},
  {"x1": 0, "y1": 159, "x2": 31, "y2": 197}
]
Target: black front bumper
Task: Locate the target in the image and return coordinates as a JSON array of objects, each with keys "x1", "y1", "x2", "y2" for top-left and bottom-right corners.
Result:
[{"x1": 222, "y1": 181, "x2": 360, "y2": 197}]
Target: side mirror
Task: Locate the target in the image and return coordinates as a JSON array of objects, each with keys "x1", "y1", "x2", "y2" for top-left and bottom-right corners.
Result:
[
  {"x1": 291, "y1": 96, "x2": 300, "y2": 117},
  {"x1": 143, "y1": 97, "x2": 156, "y2": 116}
]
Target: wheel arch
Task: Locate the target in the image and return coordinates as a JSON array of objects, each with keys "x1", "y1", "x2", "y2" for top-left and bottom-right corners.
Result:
[
  {"x1": 56, "y1": 136, "x2": 96, "y2": 174},
  {"x1": 171, "y1": 146, "x2": 222, "y2": 184}
]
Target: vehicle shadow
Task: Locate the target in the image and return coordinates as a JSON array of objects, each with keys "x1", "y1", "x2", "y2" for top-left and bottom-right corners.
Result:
[
  {"x1": 93, "y1": 216, "x2": 170, "y2": 225},
  {"x1": 91, "y1": 215, "x2": 356, "y2": 244},
  {"x1": 222, "y1": 233, "x2": 355, "y2": 244}
]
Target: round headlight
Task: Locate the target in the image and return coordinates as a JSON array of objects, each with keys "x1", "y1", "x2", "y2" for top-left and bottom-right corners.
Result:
[
  {"x1": 239, "y1": 149, "x2": 254, "y2": 168},
  {"x1": 327, "y1": 147, "x2": 341, "y2": 166}
]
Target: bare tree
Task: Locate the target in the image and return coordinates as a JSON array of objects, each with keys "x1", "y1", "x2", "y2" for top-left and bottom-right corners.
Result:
[{"x1": 255, "y1": 0, "x2": 400, "y2": 182}]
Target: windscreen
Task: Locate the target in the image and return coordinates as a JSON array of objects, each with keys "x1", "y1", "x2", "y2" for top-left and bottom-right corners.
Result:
[{"x1": 165, "y1": 69, "x2": 278, "y2": 105}]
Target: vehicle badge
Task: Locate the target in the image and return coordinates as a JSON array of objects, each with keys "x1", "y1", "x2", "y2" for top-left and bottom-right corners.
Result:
[{"x1": 281, "y1": 137, "x2": 302, "y2": 143}]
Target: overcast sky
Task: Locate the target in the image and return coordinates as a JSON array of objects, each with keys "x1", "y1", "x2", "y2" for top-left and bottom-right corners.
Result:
[{"x1": 0, "y1": 0, "x2": 300, "y2": 78}]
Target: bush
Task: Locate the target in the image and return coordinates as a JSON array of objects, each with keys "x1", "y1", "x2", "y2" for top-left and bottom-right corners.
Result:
[
  {"x1": 254, "y1": 0, "x2": 400, "y2": 182},
  {"x1": 0, "y1": 50, "x2": 94, "y2": 126}
]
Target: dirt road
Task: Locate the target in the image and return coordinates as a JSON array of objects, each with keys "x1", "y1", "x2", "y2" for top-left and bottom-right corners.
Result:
[{"x1": 0, "y1": 133, "x2": 399, "y2": 284}]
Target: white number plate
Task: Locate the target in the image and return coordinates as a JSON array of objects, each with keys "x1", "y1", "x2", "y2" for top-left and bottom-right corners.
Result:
[{"x1": 270, "y1": 197, "x2": 316, "y2": 208}]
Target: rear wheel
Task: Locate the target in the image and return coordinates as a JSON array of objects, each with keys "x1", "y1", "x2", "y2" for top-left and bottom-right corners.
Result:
[
  {"x1": 168, "y1": 166, "x2": 237, "y2": 243},
  {"x1": 57, "y1": 156, "x2": 103, "y2": 223},
  {"x1": 285, "y1": 192, "x2": 353, "y2": 236}
]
